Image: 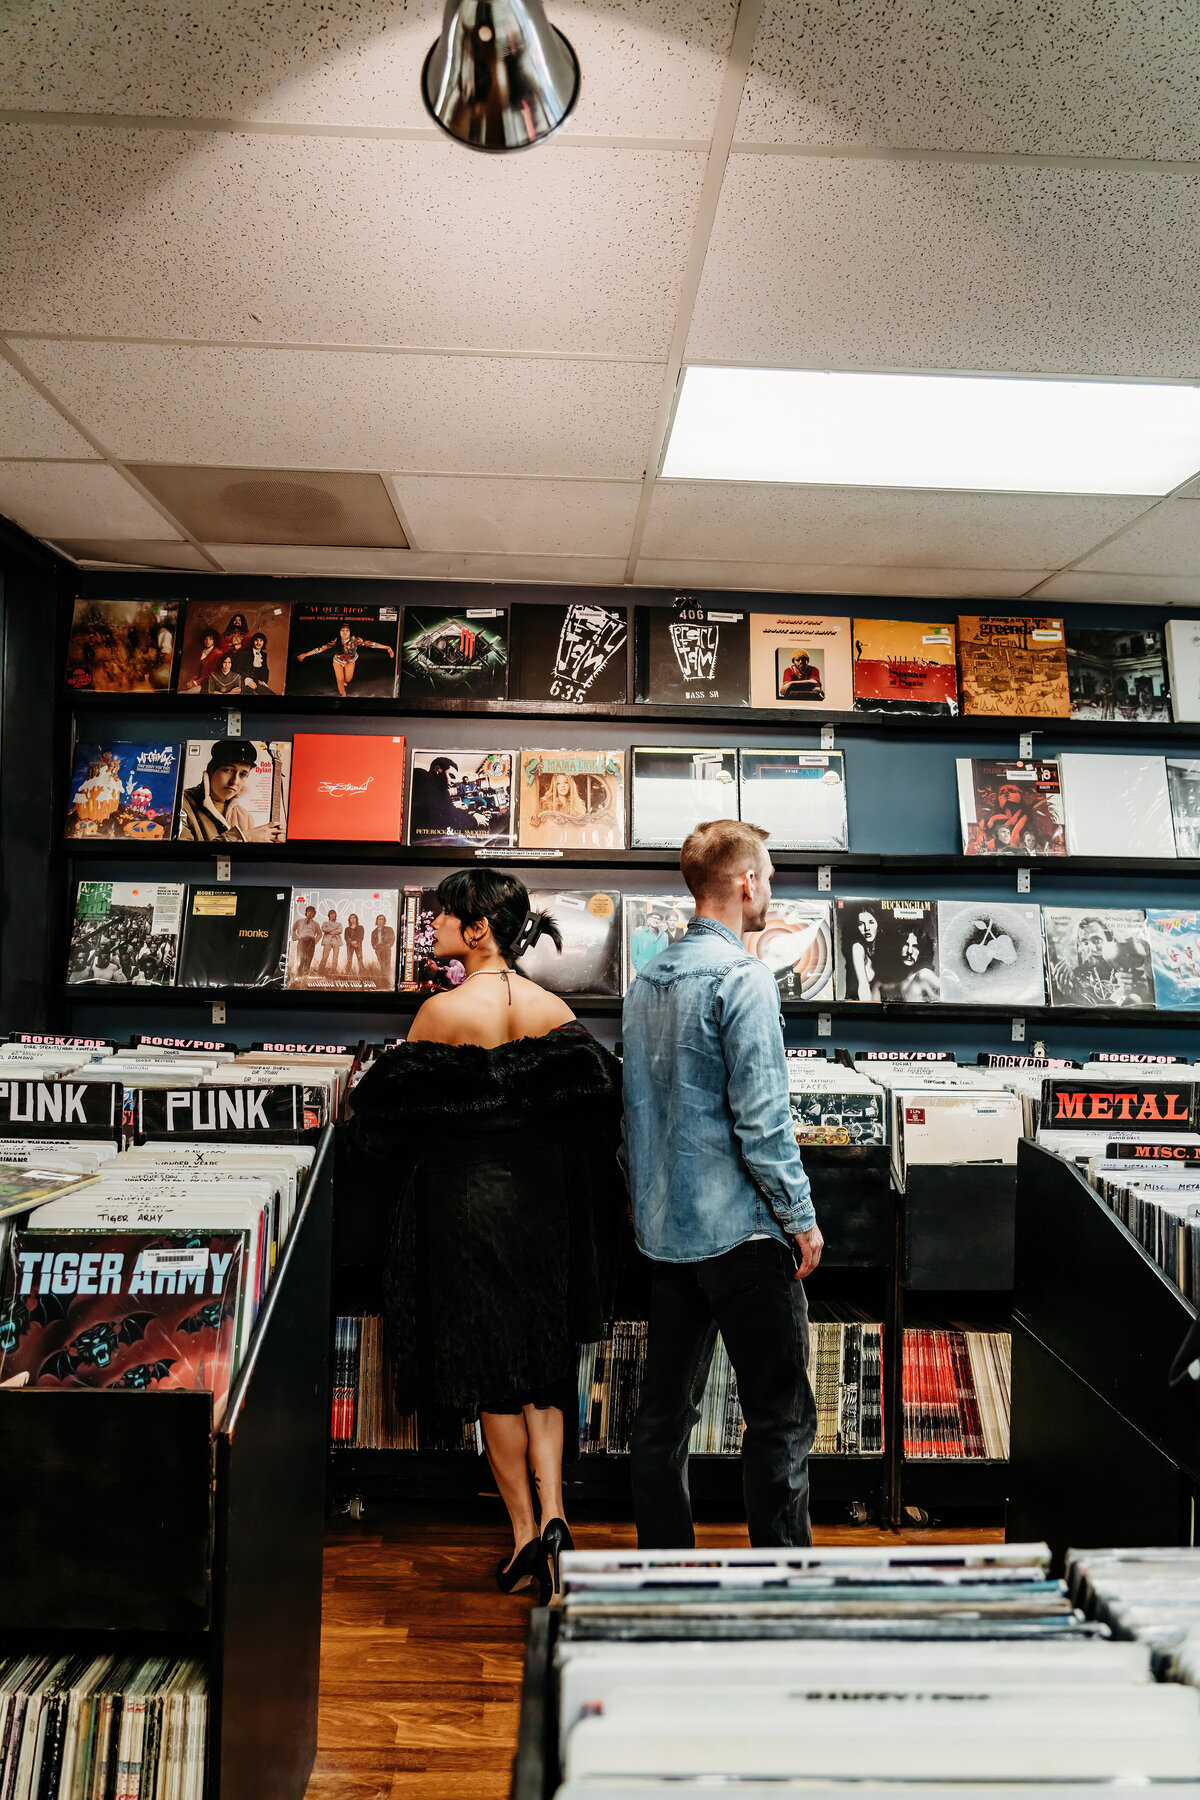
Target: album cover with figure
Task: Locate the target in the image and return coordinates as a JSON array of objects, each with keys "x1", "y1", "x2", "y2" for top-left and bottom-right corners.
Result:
[
  {"x1": 66, "y1": 881, "x2": 185, "y2": 988},
  {"x1": 400, "y1": 607, "x2": 508, "y2": 701},
  {"x1": 745, "y1": 899, "x2": 834, "y2": 1001},
  {"x1": 408, "y1": 749, "x2": 514, "y2": 848},
  {"x1": 516, "y1": 749, "x2": 625, "y2": 849},
  {"x1": 65, "y1": 599, "x2": 180, "y2": 693},
  {"x1": 64, "y1": 742, "x2": 181, "y2": 841},
  {"x1": 398, "y1": 886, "x2": 461, "y2": 995},
  {"x1": 1168, "y1": 758, "x2": 1200, "y2": 857},
  {"x1": 1147, "y1": 910, "x2": 1200, "y2": 1010},
  {"x1": 286, "y1": 887, "x2": 399, "y2": 992},
  {"x1": 508, "y1": 603, "x2": 628, "y2": 705},
  {"x1": 621, "y1": 895, "x2": 694, "y2": 991},
  {"x1": 635, "y1": 599, "x2": 750, "y2": 706},
  {"x1": 956, "y1": 616, "x2": 1070, "y2": 718},
  {"x1": 1043, "y1": 907, "x2": 1155, "y2": 1008},
  {"x1": 516, "y1": 890, "x2": 622, "y2": 997},
  {"x1": 834, "y1": 898, "x2": 940, "y2": 1003},
  {"x1": 175, "y1": 598, "x2": 290, "y2": 695},
  {"x1": 748, "y1": 614, "x2": 854, "y2": 711},
  {"x1": 956, "y1": 760, "x2": 1065, "y2": 856},
  {"x1": 283, "y1": 601, "x2": 399, "y2": 698},
  {"x1": 852, "y1": 619, "x2": 958, "y2": 716},
  {"x1": 936, "y1": 901, "x2": 1046, "y2": 1006},
  {"x1": 1066, "y1": 627, "x2": 1170, "y2": 722}
]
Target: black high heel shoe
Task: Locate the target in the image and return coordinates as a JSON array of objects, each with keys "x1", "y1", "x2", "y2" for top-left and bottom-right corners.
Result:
[
  {"x1": 495, "y1": 1538, "x2": 541, "y2": 1595},
  {"x1": 538, "y1": 1518, "x2": 574, "y2": 1607}
]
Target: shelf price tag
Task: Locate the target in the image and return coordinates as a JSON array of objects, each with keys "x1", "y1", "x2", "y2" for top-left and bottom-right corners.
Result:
[
  {"x1": 820, "y1": 726, "x2": 835, "y2": 750},
  {"x1": 211, "y1": 1002, "x2": 227, "y2": 1026},
  {"x1": 226, "y1": 709, "x2": 242, "y2": 737},
  {"x1": 1011, "y1": 1016, "x2": 1026, "y2": 1043},
  {"x1": 817, "y1": 1012, "x2": 832, "y2": 1038},
  {"x1": 817, "y1": 865, "x2": 832, "y2": 892},
  {"x1": 1016, "y1": 867, "x2": 1031, "y2": 894}
]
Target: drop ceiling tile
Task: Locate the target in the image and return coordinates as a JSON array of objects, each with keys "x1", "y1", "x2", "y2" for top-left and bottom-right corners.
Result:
[
  {"x1": 634, "y1": 558, "x2": 1052, "y2": 599},
  {"x1": 390, "y1": 476, "x2": 642, "y2": 555},
  {"x1": 0, "y1": 0, "x2": 735, "y2": 138},
  {"x1": 643, "y1": 484, "x2": 1150, "y2": 570},
  {"x1": 0, "y1": 462, "x2": 181, "y2": 538},
  {"x1": 1070, "y1": 499, "x2": 1200, "y2": 575},
  {"x1": 53, "y1": 538, "x2": 212, "y2": 570},
  {"x1": 17, "y1": 341, "x2": 663, "y2": 478},
  {"x1": 0, "y1": 358, "x2": 99, "y2": 458},
  {"x1": 1177, "y1": 473, "x2": 1200, "y2": 499},
  {"x1": 687, "y1": 155, "x2": 1200, "y2": 377},
  {"x1": 737, "y1": 0, "x2": 1200, "y2": 158},
  {"x1": 1034, "y1": 570, "x2": 1200, "y2": 605},
  {"x1": 209, "y1": 544, "x2": 627, "y2": 583},
  {"x1": 0, "y1": 125, "x2": 704, "y2": 356}
]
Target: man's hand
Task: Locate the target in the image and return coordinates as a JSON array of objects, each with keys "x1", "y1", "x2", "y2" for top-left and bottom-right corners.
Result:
[{"x1": 794, "y1": 1223, "x2": 824, "y2": 1279}]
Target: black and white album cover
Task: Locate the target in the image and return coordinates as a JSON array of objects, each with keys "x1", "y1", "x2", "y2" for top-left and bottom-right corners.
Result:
[
  {"x1": 66, "y1": 881, "x2": 185, "y2": 987},
  {"x1": 745, "y1": 899, "x2": 834, "y2": 1000},
  {"x1": 630, "y1": 746, "x2": 739, "y2": 848},
  {"x1": 1043, "y1": 907, "x2": 1155, "y2": 1008},
  {"x1": 1168, "y1": 758, "x2": 1200, "y2": 858},
  {"x1": 936, "y1": 901, "x2": 1046, "y2": 1006},
  {"x1": 835, "y1": 897, "x2": 940, "y2": 1004},
  {"x1": 516, "y1": 890, "x2": 622, "y2": 997},
  {"x1": 177, "y1": 886, "x2": 291, "y2": 989},
  {"x1": 408, "y1": 749, "x2": 514, "y2": 848},
  {"x1": 508, "y1": 603, "x2": 628, "y2": 705},
  {"x1": 635, "y1": 598, "x2": 750, "y2": 706}
]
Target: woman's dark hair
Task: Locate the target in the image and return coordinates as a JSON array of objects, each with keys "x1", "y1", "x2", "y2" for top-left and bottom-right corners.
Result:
[{"x1": 436, "y1": 868, "x2": 562, "y2": 967}]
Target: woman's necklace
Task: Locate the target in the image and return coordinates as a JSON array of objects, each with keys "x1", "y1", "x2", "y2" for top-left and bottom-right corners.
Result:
[{"x1": 461, "y1": 966, "x2": 512, "y2": 1005}]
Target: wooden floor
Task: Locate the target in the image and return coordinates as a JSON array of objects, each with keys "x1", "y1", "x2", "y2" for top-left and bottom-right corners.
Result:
[{"x1": 306, "y1": 1502, "x2": 1005, "y2": 1800}]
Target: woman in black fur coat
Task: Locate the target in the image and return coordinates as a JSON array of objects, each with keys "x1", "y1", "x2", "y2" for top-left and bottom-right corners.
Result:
[{"x1": 343, "y1": 868, "x2": 625, "y2": 1602}]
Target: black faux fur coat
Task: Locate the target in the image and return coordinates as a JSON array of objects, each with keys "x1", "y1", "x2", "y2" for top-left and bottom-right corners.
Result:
[{"x1": 340, "y1": 1023, "x2": 626, "y2": 1411}]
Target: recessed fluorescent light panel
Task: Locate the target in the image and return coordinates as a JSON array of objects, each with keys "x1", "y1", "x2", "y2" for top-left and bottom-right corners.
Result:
[{"x1": 661, "y1": 366, "x2": 1200, "y2": 495}]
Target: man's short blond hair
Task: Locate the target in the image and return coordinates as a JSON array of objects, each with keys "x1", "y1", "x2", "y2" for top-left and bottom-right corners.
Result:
[{"x1": 680, "y1": 818, "x2": 770, "y2": 901}]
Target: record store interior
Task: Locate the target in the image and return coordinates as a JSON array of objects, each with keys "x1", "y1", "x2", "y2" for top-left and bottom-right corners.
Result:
[{"x1": 9, "y1": 2, "x2": 1200, "y2": 1797}]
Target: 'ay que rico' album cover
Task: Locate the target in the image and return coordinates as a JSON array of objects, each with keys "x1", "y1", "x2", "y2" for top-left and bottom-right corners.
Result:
[
  {"x1": 175, "y1": 598, "x2": 291, "y2": 695},
  {"x1": 65, "y1": 599, "x2": 180, "y2": 693},
  {"x1": 284, "y1": 602, "x2": 399, "y2": 699},
  {"x1": 400, "y1": 607, "x2": 508, "y2": 701},
  {"x1": 64, "y1": 742, "x2": 181, "y2": 841}
]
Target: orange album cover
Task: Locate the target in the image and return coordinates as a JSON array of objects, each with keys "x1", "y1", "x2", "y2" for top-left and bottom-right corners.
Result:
[
  {"x1": 957, "y1": 615, "x2": 1070, "y2": 718},
  {"x1": 852, "y1": 619, "x2": 958, "y2": 716},
  {"x1": 286, "y1": 733, "x2": 406, "y2": 842}
]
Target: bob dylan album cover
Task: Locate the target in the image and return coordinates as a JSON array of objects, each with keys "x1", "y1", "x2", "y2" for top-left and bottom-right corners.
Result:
[
  {"x1": 285, "y1": 602, "x2": 399, "y2": 698},
  {"x1": 176, "y1": 600, "x2": 291, "y2": 695},
  {"x1": 518, "y1": 750, "x2": 625, "y2": 849},
  {"x1": 401, "y1": 608, "x2": 507, "y2": 700},
  {"x1": 65, "y1": 599, "x2": 180, "y2": 693}
]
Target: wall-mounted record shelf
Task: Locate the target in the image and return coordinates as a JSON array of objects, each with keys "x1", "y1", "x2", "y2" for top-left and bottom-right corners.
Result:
[{"x1": 64, "y1": 690, "x2": 1200, "y2": 741}]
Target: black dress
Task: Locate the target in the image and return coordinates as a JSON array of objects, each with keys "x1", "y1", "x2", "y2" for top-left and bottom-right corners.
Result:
[{"x1": 339, "y1": 1023, "x2": 625, "y2": 1419}]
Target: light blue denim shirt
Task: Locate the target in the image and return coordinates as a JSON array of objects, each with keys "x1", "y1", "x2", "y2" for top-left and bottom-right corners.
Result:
[{"x1": 622, "y1": 915, "x2": 816, "y2": 1263}]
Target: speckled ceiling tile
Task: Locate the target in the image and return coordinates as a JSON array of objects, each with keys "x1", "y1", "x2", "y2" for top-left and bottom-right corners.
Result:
[
  {"x1": 0, "y1": 0, "x2": 736, "y2": 138},
  {"x1": 687, "y1": 154, "x2": 1200, "y2": 376},
  {"x1": 390, "y1": 475, "x2": 643, "y2": 555},
  {"x1": 642, "y1": 483, "x2": 1153, "y2": 569},
  {"x1": 15, "y1": 340, "x2": 665, "y2": 477},
  {"x1": 0, "y1": 125, "x2": 705, "y2": 357},
  {"x1": 1036, "y1": 569, "x2": 1200, "y2": 603},
  {"x1": 737, "y1": 0, "x2": 1200, "y2": 158},
  {"x1": 1071, "y1": 497, "x2": 1200, "y2": 574},
  {"x1": 633, "y1": 557, "x2": 1055, "y2": 599},
  {"x1": 0, "y1": 357, "x2": 99, "y2": 458},
  {"x1": 0, "y1": 461, "x2": 181, "y2": 537}
]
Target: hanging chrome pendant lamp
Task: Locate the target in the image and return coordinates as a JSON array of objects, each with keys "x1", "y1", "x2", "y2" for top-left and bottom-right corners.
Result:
[{"x1": 422, "y1": 0, "x2": 580, "y2": 152}]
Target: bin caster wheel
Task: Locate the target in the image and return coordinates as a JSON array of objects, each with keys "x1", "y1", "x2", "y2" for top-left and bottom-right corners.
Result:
[{"x1": 349, "y1": 1495, "x2": 366, "y2": 1521}]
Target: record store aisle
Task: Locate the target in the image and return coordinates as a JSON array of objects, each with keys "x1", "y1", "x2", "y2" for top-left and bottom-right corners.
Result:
[{"x1": 306, "y1": 1509, "x2": 1001, "y2": 1799}]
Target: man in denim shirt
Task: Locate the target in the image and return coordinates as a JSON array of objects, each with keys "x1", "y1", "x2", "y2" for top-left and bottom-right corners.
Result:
[{"x1": 623, "y1": 819, "x2": 822, "y2": 1546}]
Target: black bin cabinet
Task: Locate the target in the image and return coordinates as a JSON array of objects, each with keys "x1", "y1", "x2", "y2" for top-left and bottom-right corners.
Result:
[{"x1": 0, "y1": 1127, "x2": 334, "y2": 1800}]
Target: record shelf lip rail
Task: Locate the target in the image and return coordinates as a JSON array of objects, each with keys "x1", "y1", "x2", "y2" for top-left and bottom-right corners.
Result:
[{"x1": 0, "y1": 1124, "x2": 334, "y2": 1800}]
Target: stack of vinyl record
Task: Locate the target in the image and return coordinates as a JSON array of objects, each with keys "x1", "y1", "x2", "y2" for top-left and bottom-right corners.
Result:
[
  {"x1": 902, "y1": 1327, "x2": 1011, "y2": 1460},
  {"x1": 552, "y1": 1543, "x2": 1200, "y2": 1789},
  {"x1": 1071, "y1": 1547, "x2": 1200, "y2": 1676}
]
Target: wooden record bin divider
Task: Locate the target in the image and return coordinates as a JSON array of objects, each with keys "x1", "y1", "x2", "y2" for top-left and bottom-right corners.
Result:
[
  {"x1": 0, "y1": 1126, "x2": 334, "y2": 1800},
  {"x1": 1008, "y1": 1139, "x2": 1200, "y2": 1569}
]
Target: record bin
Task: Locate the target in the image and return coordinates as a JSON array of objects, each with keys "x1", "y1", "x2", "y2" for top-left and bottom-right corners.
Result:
[{"x1": 0, "y1": 1125, "x2": 334, "y2": 1800}]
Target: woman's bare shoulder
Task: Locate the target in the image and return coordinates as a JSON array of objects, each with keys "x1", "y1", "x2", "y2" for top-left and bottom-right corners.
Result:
[
  {"x1": 511, "y1": 974, "x2": 576, "y2": 1030},
  {"x1": 406, "y1": 990, "x2": 466, "y2": 1043}
]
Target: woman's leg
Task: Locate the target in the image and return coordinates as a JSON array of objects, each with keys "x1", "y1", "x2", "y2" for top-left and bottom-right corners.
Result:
[
  {"x1": 524, "y1": 1404, "x2": 566, "y2": 1528},
  {"x1": 480, "y1": 1410, "x2": 538, "y2": 1568},
  {"x1": 333, "y1": 657, "x2": 347, "y2": 697}
]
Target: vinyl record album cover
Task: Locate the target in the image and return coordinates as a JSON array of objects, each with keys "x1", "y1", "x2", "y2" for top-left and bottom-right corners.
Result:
[
  {"x1": 956, "y1": 616, "x2": 1069, "y2": 718},
  {"x1": 398, "y1": 886, "x2": 463, "y2": 995},
  {"x1": 630, "y1": 746, "x2": 738, "y2": 848},
  {"x1": 0, "y1": 1228, "x2": 245, "y2": 1414},
  {"x1": 517, "y1": 749, "x2": 625, "y2": 849},
  {"x1": 284, "y1": 601, "x2": 399, "y2": 698},
  {"x1": 835, "y1": 898, "x2": 940, "y2": 1003},
  {"x1": 745, "y1": 899, "x2": 834, "y2": 1000},
  {"x1": 622, "y1": 895, "x2": 694, "y2": 990},
  {"x1": 177, "y1": 739, "x2": 290, "y2": 844},
  {"x1": 66, "y1": 881, "x2": 185, "y2": 987},
  {"x1": 1066, "y1": 627, "x2": 1170, "y2": 721},
  {"x1": 286, "y1": 887, "x2": 399, "y2": 991},
  {"x1": 287, "y1": 733, "x2": 406, "y2": 841},
  {"x1": 1148, "y1": 910, "x2": 1200, "y2": 1010},
  {"x1": 956, "y1": 759, "x2": 1065, "y2": 856},
  {"x1": 936, "y1": 902, "x2": 1046, "y2": 1006},
  {"x1": 737, "y1": 749, "x2": 848, "y2": 850},
  {"x1": 516, "y1": 890, "x2": 621, "y2": 996},
  {"x1": 65, "y1": 599, "x2": 180, "y2": 693},
  {"x1": 748, "y1": 615, "x2": 854, "y2": 711},
  {"x1": 508, "y1": 602, "x2": 628, "y2": 704},
  {"x1": 64, "y1": 742, "x2": 180, "y2": 841},
  {"x1": 400, "y1": 607, "x2": 507, "y2": 700},
  {"x1": 1043, "y1": 907, "x2": 1155, "y2": 1008},
  {"x1": 1166, "y1": 619, "x2": 1200, "y2": 723},
  {"x1": 852, "y1": 619, "x2": 958, "y2": 716},
  {"x1": 408, "y1": 749, "x2": 514, "y2": 848},
  {"x1": 175, "y1": 599, "x2": 290, "y2": 695},
  {"x1": 635, "y1": 599, "x2": 750, "y2": 706},
  {"x1": 1168, "y1": 758, "x2": 1200, "y2": 857},
  {"x1": 177, "y1": 886, "x2": 290, "y2": 989},
  {"x1": 1059, "y1": 753, "x2": 1175, "y2": 859}
]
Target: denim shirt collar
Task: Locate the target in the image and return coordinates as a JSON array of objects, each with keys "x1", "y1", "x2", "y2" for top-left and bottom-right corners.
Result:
[{"x1": 686, "y1": 916, "x2": 746, "y2": 952}]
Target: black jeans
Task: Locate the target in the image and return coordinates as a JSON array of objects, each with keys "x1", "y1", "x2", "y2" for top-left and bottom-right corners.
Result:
[{"x1": 631, "y1": 1237, "x2": 817, "y2": 1548}]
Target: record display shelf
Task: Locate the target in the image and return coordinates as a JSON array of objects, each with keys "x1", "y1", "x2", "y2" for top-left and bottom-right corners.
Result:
[
  {"x1": 1008, "y1": 1139, "x2": 1200, "y2": 1568},
  {"x1": 0, "y1": 1126, "x2": 334, "y2": 1800}
]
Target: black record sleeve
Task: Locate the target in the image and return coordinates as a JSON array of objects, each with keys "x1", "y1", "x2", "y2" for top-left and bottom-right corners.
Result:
[
  {"x1": 400, "y1": 607, "x2": 508, "y2": 701},
  {"x1": 509, "y1": 602, "x2": 629, "y2": 704},
  {"x1": 283, "y1": 601, "x2": 400, "y2": 698},
  {"x1": 177, "y1": 886, "x2": 291, "y2": 989},
  {"x1": 635, "y1": 598, "x2": 750, "y2": 706}
]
